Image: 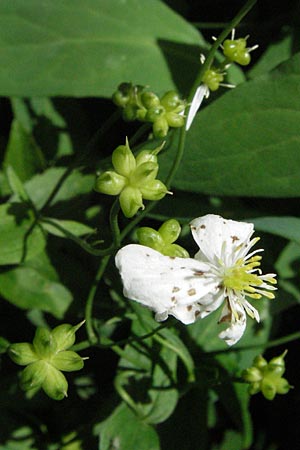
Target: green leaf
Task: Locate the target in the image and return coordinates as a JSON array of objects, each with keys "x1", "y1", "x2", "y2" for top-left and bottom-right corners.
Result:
[
  {"x1": 0, "y1": 0, "x2": 204, "y2": 97},
  {"x1": 0, "y1": 251, "x2": 72, "y2": 318},
  {"x1": 252, "y1": 216, "x2": 300, "y2": 244},
  {"x1": 0, "y1": 203, "x2": 45, "y2": 265},
  {"x1": 5, "y1": 165, "x2": 30, "y2": 202},
  {"x1": 96, "y1": 402, "x2": 160, "y2": 450},
  {"x1": 3, "y1": 120, "x2": 45, "y2": 181},
  {"x1": 159, "y1": 53, "x2": 300, "y2": 197},
  {"x1": 41, "y1": 217, "x2": 94, "y2": 238}
]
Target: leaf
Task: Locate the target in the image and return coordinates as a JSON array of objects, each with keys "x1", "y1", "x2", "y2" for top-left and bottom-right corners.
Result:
[
  {"x1": 159, "y1": 53, "x2": 300, "y2": 197},
  {"x1": 5, "y1": 165, "x2": 30, "y2": 202},
  {"x1": 0, "y1": 0, "x2": 204, "y2": 97},
  {"x1": 0, "y1": 203, "x2": 45, "y2": 265},
  {"x1": 251, "y1": 216, "x2": 300, "y2": 244},
  {"x1": 3, "y1": 120, "x2": 45, "y2": 181},
  {"x1": 0, "y1": 251, "x2": 72, "y2": 318},
  {"x1": 96, "y1": 402, "x2": 160, "y2": 450},
  {"x1": 42, "y1": 217, "x2": 94, "y2": 238}
]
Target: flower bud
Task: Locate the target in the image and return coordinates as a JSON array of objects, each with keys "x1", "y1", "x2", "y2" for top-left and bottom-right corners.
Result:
[
  {"x1": 51, "y1": 350, "x2": 84, "y2": 372},
  {"x1": 119, "y1": 186, "x2": 144, "y2": 218},
  {"x1": 141, "y1": 92, "x2": 160, "y2": 109},
  {"x1": 261, "y1": 378, "x2": 277, "y2": 401},
  {"x1": 122, "y1": 104, "x2": 139, "y2": 121},
  {"x1": 112, "y1": 90, "x2": 129, "y2": 108},
  {"x1": 275, "y1": 377, "x2": 291, "y2": 395},
  {"x1": 33, "y1": 328, "x2": 57, "y2": 358},
  {"x1": 112, "y1": 141, "x2": 136, "y2": 177},
  {"x1": 145, "y1": 106, "x2": 165, "y2": 123},
  {"x1": 8, "y1": 343, "x2": 38, "y2": 366},
  {"x1": 135, "y1": 150, "x2": 158, "y2": 166},
  {"x1": 202, "y1": 69, "x2": 224, "y2": 91},
  {"x1": 166, "y1": 112, "x2": 185, "y2": 128},
  {"x1": 136, "y1": 227, "x2": 164, "y2": 252},
  {"x1": 94, "y1": 171, "x2": 126, "y2": 196},
  {"x1": 153, "y1": 117, "x2": 169, "y2": 138},
  {"x1": 140, "y1": 179, "x2": 168, "y2": 201},
  {"x1": 158, "y1": 219, "x2": 181, "y2": 244},
  {"x1": 42, "y1": 365, "x2": 68, "y2": 401},
  {"x1": 160, "y1": 91, "x2": 182, "y2": 111},
  {"x1": 253, "y1": 354, "x2": 268, "y2": 370},
  {"x1": 223, "y1": 38, "x2": 251, "y2": 66}
]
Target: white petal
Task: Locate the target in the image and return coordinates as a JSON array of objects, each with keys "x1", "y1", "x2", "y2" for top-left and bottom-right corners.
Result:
[
  {"x1": 185, "y1": 85, "x2": 209, "y2": 131},
  {"x1": 190, "y1": 214, "x2": 254, "y2": 265},
  {"x1": 115, "y1": 244, "x2": 219, "y2": 322},
  {"x1": 218, "y1": 301, "x2": 247, "y2": 346}
]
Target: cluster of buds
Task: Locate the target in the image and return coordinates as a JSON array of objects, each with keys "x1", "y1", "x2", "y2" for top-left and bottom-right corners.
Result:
[
  {"x1": 137, "y1": 219, "x2": 189, "y2": 258},
  {"x1": 242, "y1": 351, "x2": 292, "y2": 400},
  {"x1": 112, "y1": 83, "x2": 186, "y2": 138},
  {"x1": 8, "y1": 322, "x2": 86, "y2": 400},
  {"x1": 186, "y1": 30, "x2": 258, "y2": 130},
  {"x1": 94, "y1": 139, "x2": 169, "y2": 218}
]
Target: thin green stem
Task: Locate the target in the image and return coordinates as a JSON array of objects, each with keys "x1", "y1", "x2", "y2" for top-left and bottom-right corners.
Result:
[{"x1": 109, "y1": 199, "x2": 121, "y2": 249}]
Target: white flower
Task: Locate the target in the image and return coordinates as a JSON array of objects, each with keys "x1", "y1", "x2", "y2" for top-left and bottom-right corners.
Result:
[{"x1": 115, "y1": 215, "x2": 277, "y2": 345}]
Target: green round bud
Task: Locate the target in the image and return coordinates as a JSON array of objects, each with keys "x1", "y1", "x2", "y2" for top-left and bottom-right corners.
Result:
[
  {"x1": 94, "y1": 171, "x2": 126, "y2": 196},
  {"x1": 159, "y1": 219, "x2": 181, "y2": 244},
  {"x1": 145, "y1": 106, "x2": 165, "y2": 122},
  {"x1": 153, "y1": 117, "x2": 169, "y2": 138},
  {"x1": 165, "y1": 111, "x2": 185, "y2": 128},
  {"x1": 140, "y1": 179, "x2": 168, "y2": 201},
  {"x1": 160, "y1": 91, "x2": 181, "y2": 111},
  {"x1": 20, "y1": 360, "x2": 47, "y2": 392},
  {"x1": 112, "y1": 143, "x2": 136, "y2": 177},
  {"x1": 136, "y1": 107, "x2": 147, "y2": 121},
  {"x1": 42, "y1": 365, "x2": 68, "y2": 401},
  {"x1": 223, "y1": 39, "x2": 251, "y2": 66},
  {"x1": 51, "y1": 350, "x2": 84, "y2": 372},
  {"x1": 122, "y1": 104, "x2": 139, "y2": 121},
  {"x1": 136, "y1": 227, "x2": 164, "y2": 252},
  {"x1": 162, "y1": 243, "x2": 189, "y2": 258},
  {"x1": 112, "y1": 90, "x2": 129, "y2": 108},
  {"x1": 119, "y1": 186, "x2": 144, "y2": 218},
  {"x1": 242, "y1": 367, "x2": 263, "y2": 383},
  {"x1": 33, "y1": 328, "x2": 57, "y2": 359},
  {"x1": 135, "y1": 150, "x2": 158, "y2": 166},
  {"x1": 141, "y1": 92, "x2": 160, "y2": 109},
  {"x1": 202, "y1": 69, "x2": 224, "y2": 91},
  {"x1": 130, "y1": 161, "x2": 158, "y2": 186},
  {"x1": 8, "y1": 343, "x2": 38, "y2": 366}
]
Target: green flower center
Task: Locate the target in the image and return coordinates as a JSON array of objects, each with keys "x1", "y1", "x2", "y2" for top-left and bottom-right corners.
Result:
[{"x1": 223, "y1": 255, "x2": 264, "y2": 298}]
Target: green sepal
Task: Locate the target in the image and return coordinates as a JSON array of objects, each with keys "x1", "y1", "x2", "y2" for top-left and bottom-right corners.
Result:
[
  {"x1": 131, "y1": 161, "x2": 158, "y2": 186},
  {"x1": 136, "y1": 227, "x2": 164, "y2": 252},
  {"x1": 42, "y1": 365, "x2": 68, "y2": 401},
  {"x1": 119, "y1": 186, "x2": 144, "y2": 218},
  {"x1": 158, "y1": 219, "x2": 181, "y2": 244},
  {"x1": 275, "y1": 377, "x2": 291, "y2": 395},
  {"x1": 253, "y1": 354, "x2": 268, "y2": 370},
  {"x1": 242, "y1": 367, "x2": 262, "y2": 383},
  {"x1": 51, "y1": 321, "x2": 84, "y2": 351},
  {"x1": 51, "y1": 350, "x2": 84, "y2": 372},
  {"x1": 20, "y1": 360, "x2": 47, "y2": 392},
  {"x1": 166, "y1": 111, "x2": 185, "y2": 128},
  {"x1": 261, "y1": 378, "x2": 276, "y2": 401},
  {"x1": 140, "y1": 179, "x2": 168, "y2": 200},
  {"x1": 33, "y1": 328, "x2": 57, "y2": 358},
  {"x1": 162, "y1": 243, "x2": 189, "y2": 258},
  {"x1": 112, "y1": 140, "x2": 136, "y2": 177},
  {"x1": 94, "y1": 171, "x2": 126, "y2": 196},
  {"x1": 141, "y1": 91, "x2": 160, "y2": 109},
  {"x1": 8, "y1": 343, "x2": 38, "y2": 366}
]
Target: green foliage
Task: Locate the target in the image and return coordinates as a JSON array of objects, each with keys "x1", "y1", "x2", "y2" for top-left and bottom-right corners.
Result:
[{"x1": 0, "y1": 1, "x2": 299, "y2": 449}]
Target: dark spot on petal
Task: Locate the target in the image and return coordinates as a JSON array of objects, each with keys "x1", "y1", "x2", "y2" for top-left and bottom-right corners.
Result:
[
  {"x1": 172, "y1": 286, "x2": 180, "y2": 293},
  {"x1": 200, "y1": 224, "x2": 206, "y2": 229},
  {"x1": 187, "y1": 305, "x2": 192, "y2": 311},
  {"x1": 194, "y1": 271, "x2": 204, "y2": 276},
  {"x1": 146, "y1": 254, "x2": 150, "y2": 257},
  {"x1": 218, "y1": 313, "x2": 231, "y2": 324},
  {"x1": 188, "y1": 288, "x2": 196, "y2": 296},
  {"x1": 195, "y1": 310, "x2": 200, "y2": 318},
  {"x1": 171, "y1": 296, "x2": 176, "y2": 302},
  {"x1": 169, "y1": 256, "x2": 175, "y2": 260},
  {"x1": 190, "y1": 225, "x2": 196, "y2": 230},
  {"x1": 231, "y1": 235, "x2": 239, "y2": 243},
  {"x1": 180, "y1": 267, "x2": 186, "y2": 270}
]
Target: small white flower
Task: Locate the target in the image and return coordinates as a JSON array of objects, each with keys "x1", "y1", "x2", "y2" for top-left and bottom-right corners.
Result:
[
  {"x1": 115, "y1": 215, "x2": 277, "y2": 346},
  {"x1": 185, "y1": 84, "x2": 210, "y2": 131}
]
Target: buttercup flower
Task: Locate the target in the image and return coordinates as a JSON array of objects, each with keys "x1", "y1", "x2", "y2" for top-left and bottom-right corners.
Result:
[{"x1": 115, "y1": 214, "x2": 277, "y2": 345}]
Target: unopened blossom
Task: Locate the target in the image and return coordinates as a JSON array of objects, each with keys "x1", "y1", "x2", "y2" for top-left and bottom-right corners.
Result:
[{"x1": 115, "y1": 214, "x2": 277, "y2": 345}]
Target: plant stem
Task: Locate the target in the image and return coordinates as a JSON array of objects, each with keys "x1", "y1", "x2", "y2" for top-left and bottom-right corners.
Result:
[{"x1": 109, "y1": 199, "x2": 121, "y2": 249}]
